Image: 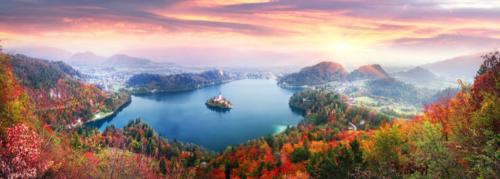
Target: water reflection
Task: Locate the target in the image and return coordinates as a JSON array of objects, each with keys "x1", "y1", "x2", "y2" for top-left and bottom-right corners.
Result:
[{"x1": 205, "y1": 104, "x2": 231, "y2": 113}]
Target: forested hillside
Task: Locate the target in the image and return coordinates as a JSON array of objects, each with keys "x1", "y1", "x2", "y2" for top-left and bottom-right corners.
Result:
[
  {"x1": 205, "y1": 52, "x2": 499, "y2": 178},
  {"x1": 0, "y1": 53, "x2": 214, "y2": 178},
  {"x1": 127, "y1": 69, "x2": 233, "y2": 94},
  {"x1": 8, "y1": 54, "x2": 130, "y2": 130},
  {"x1": 367, "y1": 78, "x2": 426, "y2": 104}
]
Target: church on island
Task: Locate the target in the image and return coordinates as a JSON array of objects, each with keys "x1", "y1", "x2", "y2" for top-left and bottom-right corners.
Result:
[{"x1": 206, "y1": 93, "x2": 232, "y2": 110}]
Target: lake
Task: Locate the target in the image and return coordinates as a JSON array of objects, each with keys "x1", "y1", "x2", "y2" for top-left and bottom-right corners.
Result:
[{"x1": 89, "y1": 79, "x2": 303, "y2": 151}]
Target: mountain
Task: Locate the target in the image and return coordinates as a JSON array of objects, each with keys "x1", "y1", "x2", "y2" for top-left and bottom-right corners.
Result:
[
  {"x1": 348, "y1": 64, "x2": 390, "y2": 81},
  {"x1": 103, "y1": 54, "x2": 153, "y2": 67},
  {"x1": 422, "y1": 53, "x2": 483, "y2": 81},
  {"x1": 10, "y1": 54, "x2": 81, "y2": 89},
  {"x1": 67, "y1": 51, "x2": 106, "y2": 66},
  {"x1": 395, "y1": 66, "x2": 436, "y2": 82},
  {"x1": 8, "y1": 54, "x2": 129, "y2": 128},
  {"x1": 424, "y1": 87, "x2": 459, "y2": 104},
  {"x1": 127, "y1": 69, "x2": 233, "y2": 93},
  {"x1": 366, "y1": 78, "x2": 426, "y2": 104},
  {"x1": 278, "y1": 61, "x2": 348, "y2": 87}
]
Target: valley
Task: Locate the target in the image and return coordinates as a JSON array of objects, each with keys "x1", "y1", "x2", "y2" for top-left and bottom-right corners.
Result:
[
  {"x1": 1, "y1": 1, "x2": 499, "y2": 178},
  {"x1": 0, "y1": 48, "x2": 498, "y2": 178}
]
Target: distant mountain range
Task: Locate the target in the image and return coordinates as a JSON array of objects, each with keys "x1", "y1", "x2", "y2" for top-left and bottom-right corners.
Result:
[
  {"x1": 67, "y1": 52, "x2": 107, "y2": 66},
  {"x1": 104, "y1": 54, "x2": 153, "y2": 67},
  {"x1": 422, "y1": 53, "x2": 484, "y2": 81},
  {"x1": 127, "y1": 69, "x2": 233, "y2": 93},
  {"x1": 395, "y1": 66, "x2": 437, "y2": 83},
  {"x1": 278, "y1": 61, "x2": 348, "y2": 86},
  {"x1": 279, "y1": 62, "x2": 393, "y2": 87},
  {"x1": 7, "y1": 46, "x2": 486, "y2": 83},
  {"x1": 67, "y1": 52, "x2": 154, "y2": 67}
]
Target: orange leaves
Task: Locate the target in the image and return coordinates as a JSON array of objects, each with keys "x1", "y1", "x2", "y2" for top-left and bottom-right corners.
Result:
[
  {"x1": 281, "y1": 143, "x2": 294, "y2": 155},
  {"x1": 83, "y1": 152, "x2": 100, "y2": 165},
  {"x1": 423, "y1": 102, "x2": 452, "y2": 138},
  {"x1": 309, "y1": 141, "x2": 329, "y2": 153},
  {"x1": 42, "y1": 124, "x2": 53, "y2": 135},
  {"x1": 180, "y1": 151, "x2": 191, "y2": 159}
]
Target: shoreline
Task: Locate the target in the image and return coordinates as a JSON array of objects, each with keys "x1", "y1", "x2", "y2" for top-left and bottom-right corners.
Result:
[
  {"x1": 130, "y1": 79, "x2": 235, "y2": 95},
  {"x1": 87, "y1": 94, "x2": 132, "y2": 123}
]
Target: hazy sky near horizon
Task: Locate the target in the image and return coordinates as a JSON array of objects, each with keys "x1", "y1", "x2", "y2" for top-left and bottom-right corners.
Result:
[{"x1": 1, "y1": 0, "x2": 500, "y2": 67}]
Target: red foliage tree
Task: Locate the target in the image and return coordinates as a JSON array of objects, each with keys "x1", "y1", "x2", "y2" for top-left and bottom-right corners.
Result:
[{"x1": 0, "y1": 123, "x2": 46, "y2": 178}]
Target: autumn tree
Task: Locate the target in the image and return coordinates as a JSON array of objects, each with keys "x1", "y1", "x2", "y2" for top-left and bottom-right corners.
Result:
[
  {"x1": 366, "y1": 124, "x2": 407, "y2": 177},
  {"x1": 0, "y1": 54, "x2": 32, "y2": 131},
  {"x1": 407, "y1": 121, "x2": 456, "y2": 178},
  {"x1": 449, "y1": 51, "x2": 500, "y2": 178},
  {"x1": 0, "y1": 123, "x2": 47, "y2": 178}
]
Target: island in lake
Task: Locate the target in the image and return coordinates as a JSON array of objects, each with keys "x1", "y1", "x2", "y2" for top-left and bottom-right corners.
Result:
[{"x1": 206, "y1": 93, "x2": 232, "y2": 111}]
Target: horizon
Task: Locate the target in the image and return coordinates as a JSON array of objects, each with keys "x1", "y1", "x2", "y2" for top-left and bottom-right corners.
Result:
[
  {"x1": 1, "y1": 0, "x2": 499, "y2": 67},
  {"x1": 1, "y1": 45, "x2": 491, "y2": 70}
]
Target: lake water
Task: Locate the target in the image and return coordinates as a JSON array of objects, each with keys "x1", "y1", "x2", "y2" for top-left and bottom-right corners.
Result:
[{"x1": 89, "y1": 79, "x2": 303, "y2": 151}]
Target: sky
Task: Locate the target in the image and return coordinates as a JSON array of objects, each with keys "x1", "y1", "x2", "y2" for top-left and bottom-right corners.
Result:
[{"x1": 1, "y1": 0, "x2": 500, "y2": 67}]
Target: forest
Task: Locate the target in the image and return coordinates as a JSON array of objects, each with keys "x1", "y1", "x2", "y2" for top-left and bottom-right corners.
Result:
[
  {"x1": 0, "y1": 51, "x2": 499, "y2": 178},
  {"x1": 127, "y1": 69, "x2": 233, "y2": 94}
]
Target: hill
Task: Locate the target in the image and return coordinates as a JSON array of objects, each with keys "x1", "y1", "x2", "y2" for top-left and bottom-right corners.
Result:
[
  {"x1": 127, "y1": 69, "x2": 233, "y2": 93},
  {"x1": 367, "y1": 78, "x2": 425, "y2": 104},
  {"x1": 67, "y1": 51, "x2": 106, "y2": 66},
  {"x1": 278, "y1": 61, "x2": 348, "y2": 87},
  {"x1": 208, "y1": 52, "x2": 499, "y2": 178},
  {"x1": 103, "y1": 54, "x2": 153, "y2": 67},
  {"x1": 348, "y1": 64, "x2": 390, "y2": 81},
  {"x1": 422, "y1": 53, "x2": 483, "y2": 81},
  {"x1": 8, "y1": 54, "x2": 129, "y2": 129},
  {"x1": 395, "y1": 66, "x2": 436, "y2": 82},
  {"x1": 1, "y1": 52, "x2": 210, "y2": 178}
]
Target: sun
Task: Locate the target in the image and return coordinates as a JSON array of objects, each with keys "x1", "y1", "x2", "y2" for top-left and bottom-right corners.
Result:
[{"x1": 333, "y1": 42, "x2": 350, "y2": 52}]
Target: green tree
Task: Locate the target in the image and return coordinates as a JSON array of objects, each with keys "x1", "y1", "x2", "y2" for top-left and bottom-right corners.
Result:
[
  {"x1": 367, "y1": 124, "x2": 406, "y2": 177},
  {"x1": 290, "y1": 147, "x2": 310, "y2": 163},
  {"x1": 159, "y1": 158, "x2": 167, "y2": 174},
  {"x1": 408, "y1": 121, "x2": 455, "y2": 178}
]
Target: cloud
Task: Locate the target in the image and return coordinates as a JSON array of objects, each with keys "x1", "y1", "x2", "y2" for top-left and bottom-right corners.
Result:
[
  {"x1": 199, "y1": 0, "x2": 500, "y2": 21},
  {"x1": 1, "y1": 0, "x2": 500, "y2": 66},
  {"x1": 391, "y1": 34, "x2": 500, "y2": 51},
  {"x1": 0, "y1": 0, "x2": 276, "y2": 35}
]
